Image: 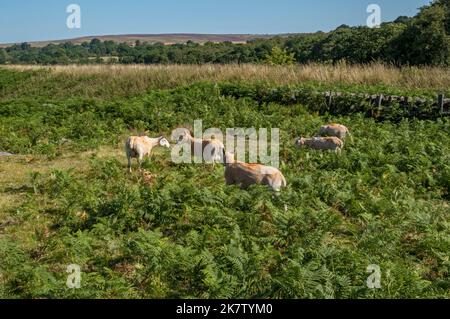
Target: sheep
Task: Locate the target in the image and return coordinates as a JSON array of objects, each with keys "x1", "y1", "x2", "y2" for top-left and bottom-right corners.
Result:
[
  {"x1": 0, "y1": 152, "x2": 14, "y2": 157},
  {"x1": 175, "y1": 128, "x2": 225, "y2": 165},
  {"x1": 295, "y1": 136, "x2": 344, "y2": 153},
  {"x1": 222, "y1": 151, "x2": 287, "y2": 192},
  {"x1": 125, "y1": 136, "x2": 171, "y2": 172},
  {"x1": 319, "y1": 124, "x2": 351, "y2": 140}
]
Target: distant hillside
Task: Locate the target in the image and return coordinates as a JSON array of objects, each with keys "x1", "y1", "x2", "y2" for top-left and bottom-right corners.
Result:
[{"x1": 0, "y1": 33, "x2": 297, "y2": 48}]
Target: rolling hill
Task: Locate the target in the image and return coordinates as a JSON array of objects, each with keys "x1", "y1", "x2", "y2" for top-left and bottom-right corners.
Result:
[{"x1": 0, "y1": 33, "x2": 297, "y2": 48}]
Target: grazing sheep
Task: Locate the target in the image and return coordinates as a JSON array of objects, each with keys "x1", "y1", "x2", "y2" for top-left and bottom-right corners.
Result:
[
  {"x1": 176, "y1": 128, "x2": 225, "y2": 165},
  {"x1": 0, "y1": 152, "x2": 14, "y2": 157},
  {"x1": 295, "y1": 136, "x2": 344, "y2": 153},
  {"x1": 125, "y1": 136, "x2": 171, "y2": 172},
  {"x1": 319, "y1": 124, "x2": 351, "y2": 140},
  {"x1": 223, "y1": 151, "x2": 287, "y2": 192}
]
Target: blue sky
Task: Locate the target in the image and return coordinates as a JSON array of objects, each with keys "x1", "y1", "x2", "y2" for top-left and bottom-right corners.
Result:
[{"x1": 0, "y1": 0, "x2": 431, "y2": 43}]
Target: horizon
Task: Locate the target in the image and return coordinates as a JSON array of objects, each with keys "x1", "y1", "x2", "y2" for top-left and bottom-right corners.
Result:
[
  {"x1": 0, "y1": 0, "x2": 430, "y2": 44},
  {"x1": 0, "y1": 32, "x2": 305, "y2": 46}
]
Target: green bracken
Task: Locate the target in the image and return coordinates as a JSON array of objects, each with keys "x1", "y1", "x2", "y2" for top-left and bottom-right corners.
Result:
[{"x1": 0, "y1": 68, "x2": 449, "y2": 299}]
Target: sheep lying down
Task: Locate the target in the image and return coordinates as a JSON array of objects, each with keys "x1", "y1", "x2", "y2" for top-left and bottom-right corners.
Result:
[
  {"x1": 296, "y1": 136, "x2": 344, "y2": 153},
  {"x1": 223, "y1": 152, "x2": 287, "y2": 192}
]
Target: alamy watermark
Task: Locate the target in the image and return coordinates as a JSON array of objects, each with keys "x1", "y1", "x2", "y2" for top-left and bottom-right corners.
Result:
[
  {"x1": 66, "y1": 264, "x2": 81, "y2": 289},
  {"x1": 366, "y1": 264, "x2": 382, "y2": 289},
  {"x1": 66, "y1": 4, "x2": 81, "y2": 29},
  {"x1": 367, "y1": 4, "x2": 381, "y2": 28},
  {"x1": 170, "y1": 120, "x2": 280, "y2": 168}
]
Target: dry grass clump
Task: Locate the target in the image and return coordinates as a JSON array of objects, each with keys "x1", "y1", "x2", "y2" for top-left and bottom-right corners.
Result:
[{"x1": 137, "y1": 169, "x2": 157, "y2": 186}]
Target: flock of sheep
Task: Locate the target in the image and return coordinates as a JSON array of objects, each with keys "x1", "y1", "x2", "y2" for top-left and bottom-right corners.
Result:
[{"x1": 125, "y1": 124, "x2": 350, "y2": 192}]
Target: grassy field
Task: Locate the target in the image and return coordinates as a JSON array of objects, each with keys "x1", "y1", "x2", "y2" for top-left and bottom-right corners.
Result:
[
  {"x1": 0, "y1": 65, "x2": 449, "y2": 298},
  {"x1": 2, "y1": 64, "x2": 450, "y2": 100}
]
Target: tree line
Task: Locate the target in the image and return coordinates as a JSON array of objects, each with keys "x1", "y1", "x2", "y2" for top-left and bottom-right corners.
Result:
[{"x1": 1, "y1": 0, "x2": 449, "y2": 66}]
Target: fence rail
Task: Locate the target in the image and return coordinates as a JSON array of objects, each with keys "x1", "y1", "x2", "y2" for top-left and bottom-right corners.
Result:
[
  {"x1": 219, "y1": 84, "x2": 450, "y2": 121},
  {"x1": 324, "y1": 92, "x2": 450, "y2": 115}
]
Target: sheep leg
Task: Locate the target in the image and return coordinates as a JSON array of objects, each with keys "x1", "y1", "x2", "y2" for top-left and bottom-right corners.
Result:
[
  {"x1": 127, "y1": 155, "x2": 132, "y2": 173},
  {"x1": 225, "y1": 174, "x2": 235, "y2": 186},
  {"x1": 137, "y1": 153, "x2": 144, "y2": 171},
  {"x1": 149, "y1": 153, "x2": 153, "y2": 161},
  {"x1": 265, "y1": 176, "x2": 281, "y2": 193}
]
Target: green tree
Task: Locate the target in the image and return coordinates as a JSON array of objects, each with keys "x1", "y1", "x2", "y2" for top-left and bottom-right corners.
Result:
[
  {"x1": 394, "y1": 16, "x2": 412, "y2": 24},
  {"x1": 391, "y1": 3, "x2": 450, "y2": 65},
  {"x1": 20, "y1": 42, "x2": 31, "y2": 50},
  {"x1": 434, "y1": 0, "x2": 450, "y2": 33},
  {"x1": 264, "y1": 46, "x2": 295, "y2": 65},
  {"x1": 0, "y1": 49, "x2": 7, "y2": 64}
]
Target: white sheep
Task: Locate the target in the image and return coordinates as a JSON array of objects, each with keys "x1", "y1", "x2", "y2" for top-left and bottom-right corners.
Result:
[
  {"x1": 175, "y1": 128, "x2": 225, "y2": 165},
  {"x1": 125, "y1": 136, "x2": 170, "y2": 172},
  {"x1": 319, "y1": 124, "x2": 351, "y2": 140}
]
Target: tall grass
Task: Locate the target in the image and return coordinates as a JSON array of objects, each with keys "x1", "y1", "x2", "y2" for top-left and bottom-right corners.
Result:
[{"x1": 2, "y1": 63, "x2": 450, "y2": 100}]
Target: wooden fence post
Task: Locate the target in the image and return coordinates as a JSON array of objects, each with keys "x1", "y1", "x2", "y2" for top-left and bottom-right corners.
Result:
[
  {"x1": 327, "y1": 91, "x2": 332, "y2": 106},
  {"x1": 403, "y1": 96, "x2": 410, "y2": 115},
  {"x1": 326, "y1": 91, "x2": 334, "y2": 114},
  {"x1": 438, "y1": 94, "x2": 445, "y2": 114},
  {"x1": 374, "y1": 94, "x2": 383, "y2": 117}
]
